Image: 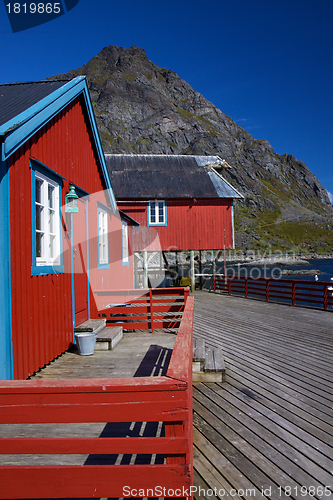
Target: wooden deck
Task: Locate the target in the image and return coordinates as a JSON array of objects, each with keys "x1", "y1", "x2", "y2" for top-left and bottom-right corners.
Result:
[
  {"x1": 1, "y1": 292, "x2": 333, "y2": 499},
  {"x1": 192, "y1": 291, "x2": 333, "y2": 500}
]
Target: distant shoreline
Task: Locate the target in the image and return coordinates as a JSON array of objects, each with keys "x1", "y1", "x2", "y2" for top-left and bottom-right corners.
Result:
[{"x1": 221, "y1": 253, "x2": 333, "y2": 267}]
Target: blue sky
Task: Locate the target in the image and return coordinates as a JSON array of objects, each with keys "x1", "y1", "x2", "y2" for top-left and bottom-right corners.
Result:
[{"x1": 1, "y1": 0, "x2": 332, "y2": 202}]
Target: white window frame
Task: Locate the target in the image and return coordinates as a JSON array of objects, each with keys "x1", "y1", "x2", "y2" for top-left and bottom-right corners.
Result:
[
  {"x1": 98, "y1": 206, "x2": 109, "y2": 267},
  {"x1": 34, "y1": 172, "x2": 61, "y2": 267},
  {"x1": 122, "y1": 220, "x2": 129, "y2": 265},
  {"x1": 148, "y1": 200, "x2": 167, "y2": 226}
]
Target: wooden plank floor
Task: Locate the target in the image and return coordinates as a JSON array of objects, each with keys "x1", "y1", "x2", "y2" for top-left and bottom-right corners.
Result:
[
  {"x1": 31, "y1": 330, "x2": 176, "y2": 379},
  {"x1": 192, "y1": 291, "x2": 333, "y2": 500}
]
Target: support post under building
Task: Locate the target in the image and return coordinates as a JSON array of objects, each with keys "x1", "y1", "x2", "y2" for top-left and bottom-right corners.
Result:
[
  {"x1": 190, "y1": 250, "x2": 195, "y2": 293},
  {"x1": 143, "y1": 251, "x2": 148, "y2": 289}
]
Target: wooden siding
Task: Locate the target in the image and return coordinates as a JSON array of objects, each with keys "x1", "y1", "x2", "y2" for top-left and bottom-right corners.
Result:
[
  {"x1": 120, "y1": 199, "x2": 233, "y2": 251},
  {"x1": 9, "y1": 97, "x2": 134, "y2": 380}
]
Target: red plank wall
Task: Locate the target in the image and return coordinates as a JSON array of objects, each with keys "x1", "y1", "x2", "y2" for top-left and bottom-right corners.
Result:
[
  {"x1": 119, "y1": 199, "x2": 233, "y2": 251},
  {"x1": 9, "y1": 97, "x2": 133, "y2": 379}
]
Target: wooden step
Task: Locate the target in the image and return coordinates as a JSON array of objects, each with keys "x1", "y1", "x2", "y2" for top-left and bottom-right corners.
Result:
[
  {"x1": 74, "y1": 319, "x2": 123, "y2": 351},
  {"x1": 193, "y1": 338, "x2": 226, "y2": 383},
  {"x1": 95, "y1": 326, "x2": 123, "y2": 351},
  {"x1": 74, "y1": 319, "x2": 106, "y2": 335},
  {"x1": 193, "y1": 338, "x2": 205, "y2": 372}
]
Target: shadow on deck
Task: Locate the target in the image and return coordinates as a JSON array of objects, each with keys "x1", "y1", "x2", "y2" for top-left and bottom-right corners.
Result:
[{"x1": 192, "y1": 291, "x2": 333, "y2": 500}]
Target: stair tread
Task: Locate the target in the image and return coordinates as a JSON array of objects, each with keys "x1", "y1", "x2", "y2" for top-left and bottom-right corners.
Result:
[
  {"x1": 74, "y1": 319, "x2": 106, "y2": 333},
  {"x1": 193, "y1": 338, "x2": 205, "y2": 362},
  {"x1": 193, "y1": 337, "x2": 226, "y2": 375},
  {"x1": 96, "y1": 326, "x2": 123, "y2": 342},
  {"x1": 204, "y1": 346, "x2": 212, "y2": 371},
  {"x1": 213, "y1": 347, "x2": 225, "y2": 372}
]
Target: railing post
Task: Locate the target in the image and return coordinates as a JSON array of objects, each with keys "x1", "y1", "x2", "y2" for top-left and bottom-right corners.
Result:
[
  {"x1": 292, "y1": 282, "x2": 296, "y2": 306},
  {"x1": 213, "y1": 274, "x2": 216, "y2": 293},
  {"x1": 324, "y1": 284, "x2": 328, "y2": 310},
  {"x1": 245, "y1": 278, "x2": 248, "y2": 298},
  {"x1": 184, "y1": 286, "x2": 190, "y2": 304},
  {"x1": 228, "y1": 278, "x2": 232, "y2": 295},
  {"x1": 266, "y1": 280, "x2": 269, "y2": 302},
  {"x1": 149, "y1": 289, "x2": 154, "y2": 333},
  {"x1": 164, "y1": 420, "x2": 188, "y2": 500}
]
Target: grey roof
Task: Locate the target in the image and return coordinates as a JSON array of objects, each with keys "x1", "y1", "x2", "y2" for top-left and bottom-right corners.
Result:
[
  {"x1": 105, "y1": 154, "x2": 243, "y2": 200},
  {"x1": 0, "y1": 80, "x2": 69, "y2": 128}
]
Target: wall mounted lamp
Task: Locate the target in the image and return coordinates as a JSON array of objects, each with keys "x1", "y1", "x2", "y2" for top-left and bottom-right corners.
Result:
[{"x1": 65, "y1": 185, "x2": 79, "y2": 213}]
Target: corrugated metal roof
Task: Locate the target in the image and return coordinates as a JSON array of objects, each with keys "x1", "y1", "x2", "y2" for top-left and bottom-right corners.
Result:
[
  {"x1": 105, "y1": 154, "x2": 243, "y2": 200},
  {"x1": 0, "y1": 80, "x2": 70, "y2": 128}
]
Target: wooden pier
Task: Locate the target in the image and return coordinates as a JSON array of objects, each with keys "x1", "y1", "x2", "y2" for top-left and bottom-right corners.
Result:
[
  {"x1": 192, "y1": 291, "x2": 333, "y2": 500},
  {"x1": 1, "y1": 291, "x2": 332, "y2": 499}
]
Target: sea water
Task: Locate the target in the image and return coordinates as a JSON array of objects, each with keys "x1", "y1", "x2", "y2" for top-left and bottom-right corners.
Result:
[{"x1": 226, "y1": 258, "x2": 333, "y2": 282}]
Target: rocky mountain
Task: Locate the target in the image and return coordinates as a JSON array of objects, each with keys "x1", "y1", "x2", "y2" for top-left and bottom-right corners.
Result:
[{"x1": 49, "y1": 45, "x2": 333, "y2": 253}]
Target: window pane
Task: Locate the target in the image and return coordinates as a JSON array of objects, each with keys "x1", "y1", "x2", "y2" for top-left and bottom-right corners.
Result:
[
  {"x1": 34, "y1": 172, "x2": 60, "y2": 266},
  {"x1": 36, "y1": 205, "x2": 43, "y2": 231},
  {"x1": 150, "y1": 203, "x2": 156, "y2": 223},
  {"x1": 98, "y1": 209, "x2": 108, "y2": 264},
  {"x1": 35, "y1": 179, "x2": 43, "y2": 204},
  {"x1": 122, "y1": 222, "x2": 128, "y2": 262},
  {"x1": 48, "y1": 185, "x2": 55, "y2": 208},
  {"x1": 49, "y1": 235, "x2": 55, "y2": 259},
  {"x1": 36, "y1": 232, "x2": 43, "y2": 258},
  {"x1": 48, "y1": 209, "x2": 54, "y2": 234},
  {"x1": 158, "y1": 202, "x2": 164, "y2": 222}
]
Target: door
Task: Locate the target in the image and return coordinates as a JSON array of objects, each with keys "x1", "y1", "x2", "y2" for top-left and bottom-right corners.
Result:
[{"x1": 73, "y1": 197, "x2": 89, "y2": 326}]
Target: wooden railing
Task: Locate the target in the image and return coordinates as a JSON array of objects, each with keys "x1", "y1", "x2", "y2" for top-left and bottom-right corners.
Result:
[
  {"x1": 95, "y1": 287, "x2": 190, "y2": 332},
  {"x1": 0, "y1": 294, "x2": 194, "y2": 499},
  {"x1": 213, "y1": 275, "x2": 333, "y2": 311}
]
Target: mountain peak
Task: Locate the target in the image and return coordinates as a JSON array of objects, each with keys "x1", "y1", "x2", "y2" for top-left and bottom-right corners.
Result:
[{"x1": 95, "y1": 45, "x2": 150, "y2": 69}]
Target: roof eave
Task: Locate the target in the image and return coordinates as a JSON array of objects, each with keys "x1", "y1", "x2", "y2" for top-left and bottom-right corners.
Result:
[
  {"x1": 118, "y1": 209, "x2": 140, "y2": 226},
  {"x1": 209, "y1": 167, "x2": 244, "y2": 199}
]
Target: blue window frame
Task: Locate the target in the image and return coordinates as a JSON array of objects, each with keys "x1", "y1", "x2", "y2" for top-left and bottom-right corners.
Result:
[
  {"x1": 31, "y1": 161, "x2": 64, "y2": 276},
  {"x1": 147, "y1": 200, "x2": 167, "y2": 226},
  {"x1": 97, "y1": 203, "x2": 109, "y2": 269}
]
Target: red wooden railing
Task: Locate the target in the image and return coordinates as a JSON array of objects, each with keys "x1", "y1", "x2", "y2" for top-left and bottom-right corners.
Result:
[
  {"x1": 95, "y1": 287, "x2": 190, "y2": 332},
  {"x1": 213, "y1": 275, "x2": 333, "y2": 310},
  {"x1": 0, "y1": 294, "x2": 194, "y2": 499}
]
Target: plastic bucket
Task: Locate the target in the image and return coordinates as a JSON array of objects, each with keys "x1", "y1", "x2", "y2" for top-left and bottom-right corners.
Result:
[{"x1": 74, "y1": 332, "x2": 97, "y2": 356}]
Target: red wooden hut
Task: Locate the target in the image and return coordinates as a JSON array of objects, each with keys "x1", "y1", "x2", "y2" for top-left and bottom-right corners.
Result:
[
  {"x1": 0, "y1": 78, "x2": 136, "y2": 380},
  {"x1": 105, "y1": 154, "x2": 243, "y2": 286},
  {"x1": 105, "y1": 154, "x2": 242, "y2": 251}
]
